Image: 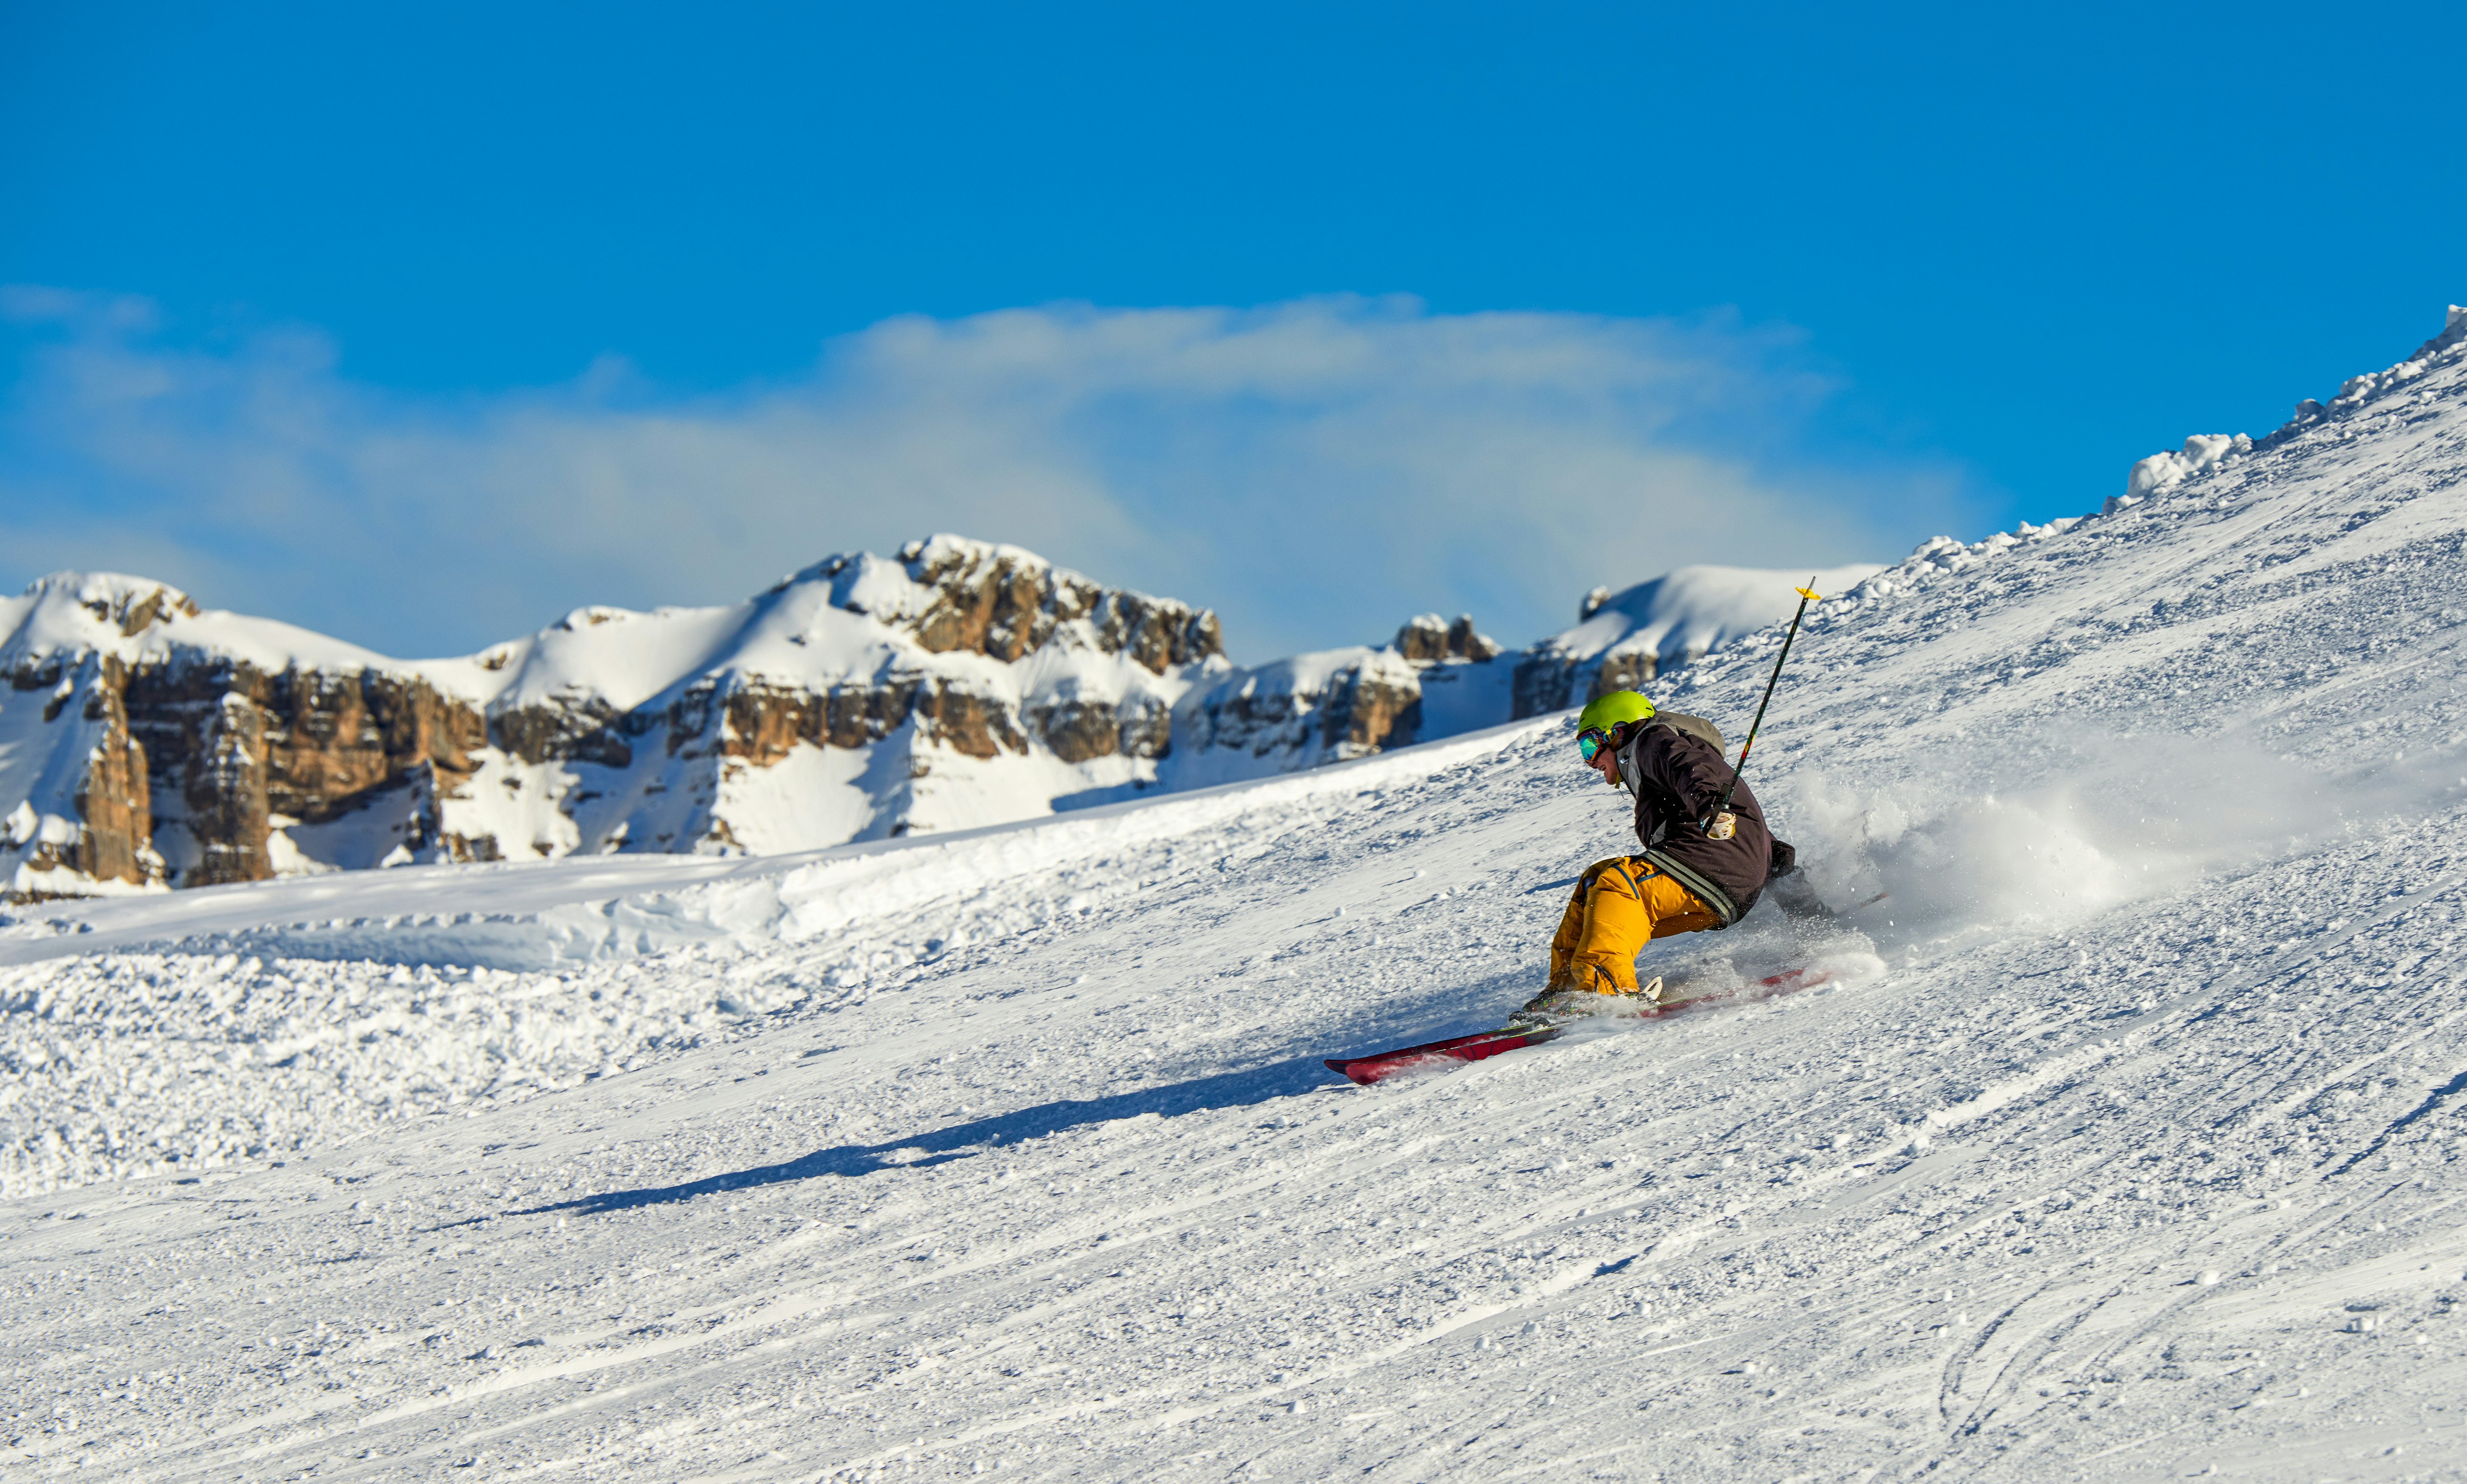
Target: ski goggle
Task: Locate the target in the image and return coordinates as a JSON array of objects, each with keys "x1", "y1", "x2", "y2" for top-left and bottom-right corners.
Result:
[{"x1": 1576, "y1": 726, "x2": 1614, "y2": 763}]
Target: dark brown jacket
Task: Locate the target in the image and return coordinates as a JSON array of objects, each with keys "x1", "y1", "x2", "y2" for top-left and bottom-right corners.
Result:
[{"x1": 1616, "y1": 720, "x2": 1783, "y2": 923}]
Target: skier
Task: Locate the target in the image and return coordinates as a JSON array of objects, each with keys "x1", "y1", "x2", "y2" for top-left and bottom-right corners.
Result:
[{"x1": 1522, "y1": 689, "x2": 1797, "y2": 1022}]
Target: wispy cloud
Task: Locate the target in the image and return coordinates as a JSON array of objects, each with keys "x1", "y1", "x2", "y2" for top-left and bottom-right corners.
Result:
[{"x1": 0, "y1": 290, "x2": 1983, "y2": 659}]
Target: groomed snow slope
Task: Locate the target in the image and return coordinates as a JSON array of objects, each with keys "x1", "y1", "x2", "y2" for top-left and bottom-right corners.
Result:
[{"x1": 5, "y1": 312, "x2": 2467, "y2": 1480}]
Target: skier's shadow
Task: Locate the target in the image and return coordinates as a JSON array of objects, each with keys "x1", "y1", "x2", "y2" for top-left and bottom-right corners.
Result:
[
  {"x1": 520, "y1": 966, "x2": 1533, "y2": 1219},
  {"x1": 522, "y1": 1055, "x2": 1337, "y2": 1217}
]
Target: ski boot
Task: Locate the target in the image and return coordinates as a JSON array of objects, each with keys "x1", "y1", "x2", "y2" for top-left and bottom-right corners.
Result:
[{"x1": 1509, "y1": 976, "x2": 1664, "y2": 1029}]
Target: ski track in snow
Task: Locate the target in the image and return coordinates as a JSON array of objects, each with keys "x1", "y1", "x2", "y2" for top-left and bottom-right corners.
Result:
[{"x1": 6, "y1": 329, "x2": 2467, "y2": 1479}]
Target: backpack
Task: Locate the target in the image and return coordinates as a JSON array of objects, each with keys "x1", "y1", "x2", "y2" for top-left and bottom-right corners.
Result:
[{"x1": 1644, "y1": 711, "x2": 1726, "y2": 756}]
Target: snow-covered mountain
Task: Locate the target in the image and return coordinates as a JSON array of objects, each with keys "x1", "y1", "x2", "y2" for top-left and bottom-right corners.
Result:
[
  {"x1": 0, "y1": 537, "x2": 1229, "y2": 899},
  {"x1": 1, "y1": 531, "x2": 1844, "y2": 903},
  {"x1": 1511, "y1": 560, "x2": 1886, "y2": 717},
  {"x1": 3, "y1": 305, "x2": 2466, "y2": 1478}
]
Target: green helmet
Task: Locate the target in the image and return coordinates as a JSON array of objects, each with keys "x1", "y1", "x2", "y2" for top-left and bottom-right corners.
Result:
[
  {"x1": 1576, "y1": 690, "x2": 1655, "y2": 736},
  {"x1": 1575, "y1": 690, "x2": 1655, "y2": 768}
]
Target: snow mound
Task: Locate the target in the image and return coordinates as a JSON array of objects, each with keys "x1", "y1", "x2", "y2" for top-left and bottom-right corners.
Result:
[{"x1": 2127, "y1": 431, "x2": 2253, "y2": 500}]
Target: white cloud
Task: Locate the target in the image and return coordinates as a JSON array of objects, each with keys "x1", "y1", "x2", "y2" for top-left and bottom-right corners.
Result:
[{"x1": 0, "y1": 290, "x2": 1982, "y2": 659}]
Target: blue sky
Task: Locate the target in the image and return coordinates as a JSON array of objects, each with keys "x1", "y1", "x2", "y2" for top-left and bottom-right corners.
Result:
[{"x1": 3, "y1": 1, "x2": 2461, "y2": 659}]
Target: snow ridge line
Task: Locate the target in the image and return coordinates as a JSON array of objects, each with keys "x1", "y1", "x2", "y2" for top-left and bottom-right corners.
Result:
[
  {"x1": 1653, "y1": 304, "x2": 2467, "y2": 683},
  {"x1": 9, "y1": 714, "x2": 1553, "y2": 969}
]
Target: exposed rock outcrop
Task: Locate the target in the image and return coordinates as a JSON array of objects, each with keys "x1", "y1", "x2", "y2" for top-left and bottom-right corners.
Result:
[
  {"x1": 1393, "y1": 613, "x2": 1502, "y2": 665},
  {"x1": 1182, "y1": 649, "x2": 1424, "y2": 764},
  {"x1": 2, "y1": 652, "x2": 165, "y2": 897},
  {"x1": 120, "y1": 661, "x2": 487, "y2": 885},
  {"x1": 815, "y1": 537, "x2": 1222, "y2": 671},
  {"x1": 1175, "y1": 613, "x2": 1508, "y2": 778}
]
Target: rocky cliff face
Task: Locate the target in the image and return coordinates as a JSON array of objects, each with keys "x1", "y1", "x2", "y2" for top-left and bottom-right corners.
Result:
[
  {"x1": 2, "y1": 583, "x2": 191, "y2": 899},
  {"x1": 129, "y1": 663, "x2": 489, "y2": 884},
  {"x1": 1173, "y1": 614, "x2": 1508, "y2": 785},
  {"x1": 1, "y1": 577, "x2": 517, "y2": 899}
]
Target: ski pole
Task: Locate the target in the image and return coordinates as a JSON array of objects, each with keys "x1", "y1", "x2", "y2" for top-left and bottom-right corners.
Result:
[{"x1": 1706, "y1": 578, "x2": 1822, "y2": 825}]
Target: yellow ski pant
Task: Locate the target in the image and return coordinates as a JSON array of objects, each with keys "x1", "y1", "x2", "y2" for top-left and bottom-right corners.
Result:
[{"x1": 1547, "y1": 856, "x2": 1723, "y2": 994}]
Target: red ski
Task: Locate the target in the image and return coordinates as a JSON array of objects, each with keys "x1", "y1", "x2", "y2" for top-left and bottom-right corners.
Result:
[
  {"x1": 1324, "y1": 964, "x2": 1836, "y2": 1086},
  {"x1": 1321, "y1": 1023, "x2": 1569, "y2": 1085}
]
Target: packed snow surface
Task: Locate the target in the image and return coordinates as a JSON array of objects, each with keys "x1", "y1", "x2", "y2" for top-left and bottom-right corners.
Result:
[{"x1": 6, "y1": 314, "x2": 2467, "y2": 1480}]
